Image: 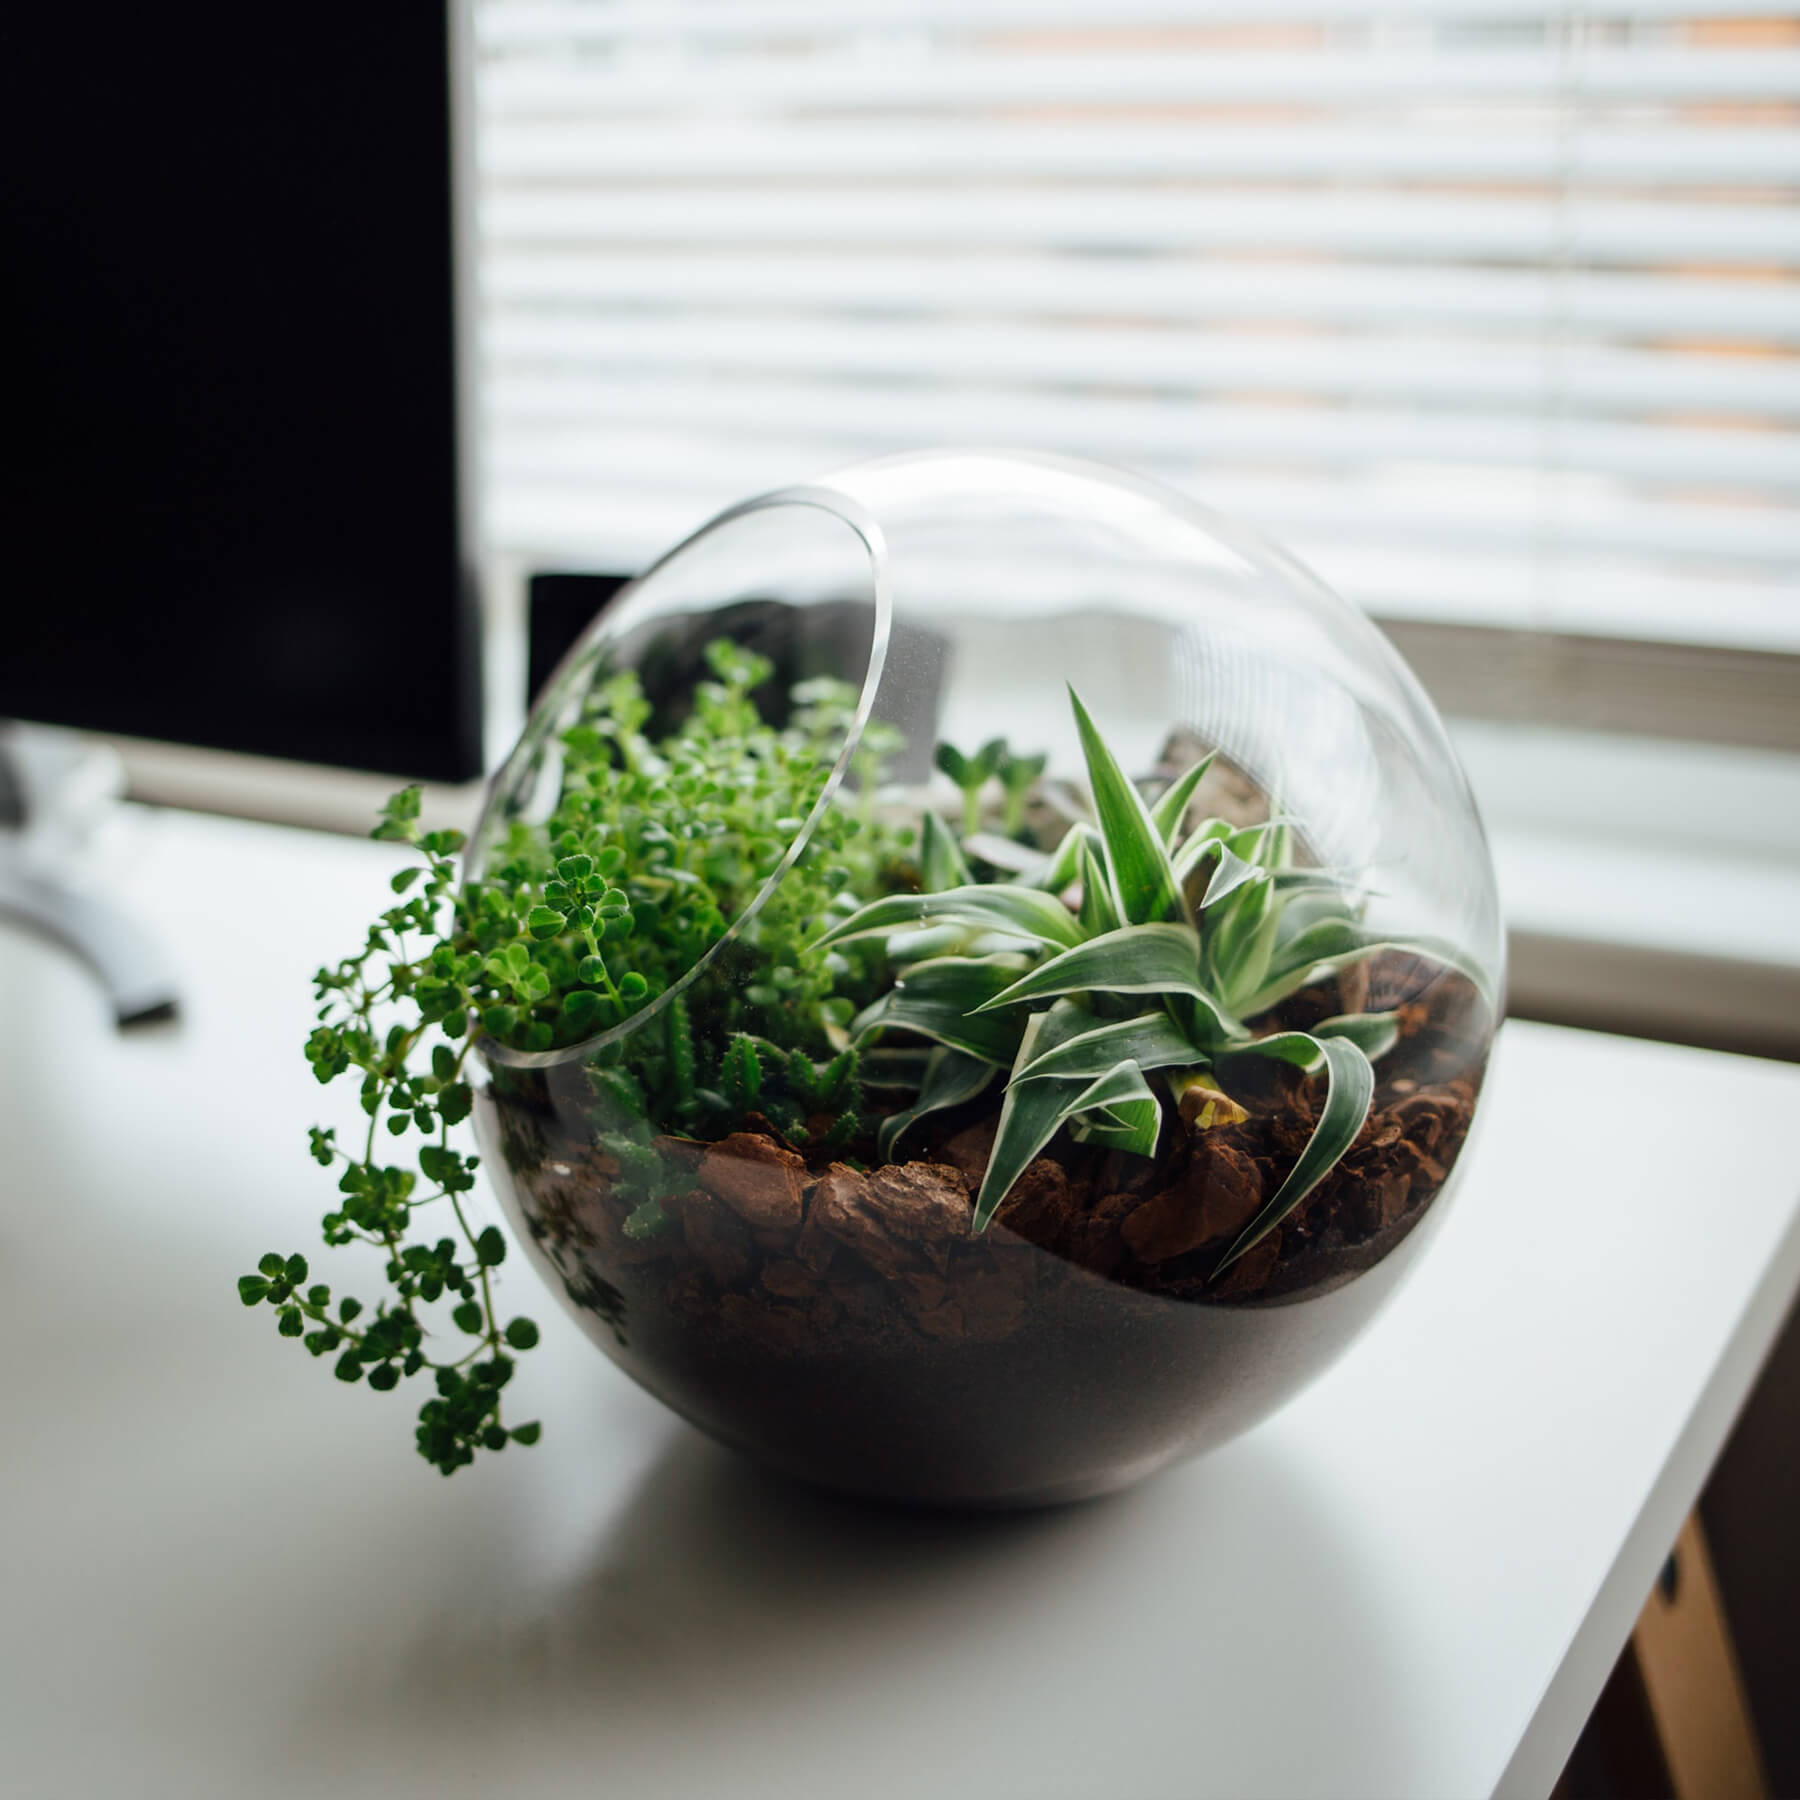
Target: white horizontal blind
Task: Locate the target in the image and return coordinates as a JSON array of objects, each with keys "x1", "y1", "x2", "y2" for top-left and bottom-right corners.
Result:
[{"x1": 472, "y1": 2, "x2": 1800, "y2": 650}]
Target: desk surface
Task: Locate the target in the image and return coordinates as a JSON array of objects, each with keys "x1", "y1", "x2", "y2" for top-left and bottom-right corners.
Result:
[{"x1": 3, "y1": 807, "x2": 1798, "y2": 1800}]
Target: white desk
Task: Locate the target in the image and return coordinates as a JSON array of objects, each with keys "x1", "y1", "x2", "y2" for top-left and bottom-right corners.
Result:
[{"x1": 3, "y1": 807, "x2": 1798, "y2": 1800}]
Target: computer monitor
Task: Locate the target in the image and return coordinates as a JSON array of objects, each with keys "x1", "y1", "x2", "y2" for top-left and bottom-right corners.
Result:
[{"x1": 0, "y1": 5, "x2": 481, "y2": 782}]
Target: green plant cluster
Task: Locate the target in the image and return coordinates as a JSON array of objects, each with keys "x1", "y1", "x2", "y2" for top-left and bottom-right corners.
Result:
[
  {"x1": 476, "y1": 639, "x2": 903, "y2": 1063},
  {"x1": 826, "y1": 688, "x2": 1490, "y2": 1268},
  {"x1": 258, "y1": 639, "x2": 1487, "y2": 1475},
  {"x1": 246, "y1": 641, "x2": 909, "y2": 1474}
]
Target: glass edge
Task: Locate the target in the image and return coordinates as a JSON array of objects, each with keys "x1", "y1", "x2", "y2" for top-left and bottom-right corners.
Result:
[{"x1": 471, "y1": 481, "x2": 893, "y2": 1073}]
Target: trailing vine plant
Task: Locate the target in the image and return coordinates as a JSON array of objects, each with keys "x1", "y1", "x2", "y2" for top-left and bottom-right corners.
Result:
[{"x1": 240, "y1": 642, "x2": 908, "y2": 1474}]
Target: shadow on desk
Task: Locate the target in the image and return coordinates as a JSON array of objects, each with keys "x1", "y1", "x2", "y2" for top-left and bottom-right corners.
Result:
[{"x1": 313, "y1": 1427, "x2": 1419, "y2": 1800}]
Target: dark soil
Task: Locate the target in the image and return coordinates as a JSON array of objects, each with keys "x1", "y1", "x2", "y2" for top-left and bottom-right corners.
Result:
[{"x1": 502, "y1": 952, "x2": 1489, "y2": 1350}]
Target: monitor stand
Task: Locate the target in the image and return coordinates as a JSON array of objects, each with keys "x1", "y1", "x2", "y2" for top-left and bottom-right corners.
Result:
[{"x1": 0, "y1": 725, "x2": 180, "y2": 1027}]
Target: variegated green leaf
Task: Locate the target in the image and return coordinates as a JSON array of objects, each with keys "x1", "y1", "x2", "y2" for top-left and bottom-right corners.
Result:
[
  {"x1": 877, "y1": 1048, "x2": 997, "y2": 1161},
  {"x1": 1178, "y1": 837, "x2": 1266, "y2": 912},
  {"x1": 919, "y1": 810, "x2": 972, "y2": 893},
  {"x1": 1069, "y1": 686, "x2": 1183, "y2": 927},
  {"x1": 1173, "y1": 986, "x2": 1253, "y2": 1051},
  {"x1": 852, "y1": 956, "x2": 1029, "y2": 1065},
  {"x1": 1269, "y1": 914, "x2": 1362, "y2": 966},
  {"x1": 1068, "y1": 1061, "x2": 1163, "y2": 1156},
  {"x1": 1149, "y1": 752, "x2": 1217, "y2": 847},
  {"x1": 1213, "y1": 1035, "x2": 1375, "y2": 1276},
  {"x1": 817, "y1": 883, "x2": 1085, "y2": 953},
  {"x1": 1017, "y1": 1008, "x2": 1209, "y2": 1083},
  {"x1": 972, "y1": 1007, "x2": 1091, "y2": 1229},
  {"x1": 1037, "y1": 821, "x2": 1096, "y2": 894},
  {"x1": 1239, "y1": 928, "x2": 1495, "y2": 1019},
  {"x1": 1223, "y1": 1031, "x2": 1324, "y2": 1072},
  {"x1": 972, "y1": 922, "x2": 1208, "y2": 1013},
  {"x1": 1229, "y1": 815, "x2": 1298, "y2": 871},
  {"x1": 1210, "y1": 877, "x2": 1282, "y2": 1012},
  {"x1": 1271, "y1": 867, "x2": 1366, "y2": 898},
  {"x1": 1314, "y1": 1011, "x2": 1402, "y2": 1061},
  {"x1": 884, "y1": 923, "x2": 970, "y2": 964},
  {"x1": 1077, "y1": 835, "x2": 1119, "y2": 938},
  {"x1": 1072, "y1": 1110, "x2": 1162, "y2": 1155},
  {"x1": 1173, "y1": 816, "x2": 1233, "y2": 867},
  {"x1": 1277, "y1": 886, "x2": 1362, "y2": 935}
]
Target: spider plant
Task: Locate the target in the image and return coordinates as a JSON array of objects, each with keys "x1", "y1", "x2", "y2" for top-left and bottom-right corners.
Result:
[{"x1": 819, "y1": 689, "x2": 1488, "y2": 1274}]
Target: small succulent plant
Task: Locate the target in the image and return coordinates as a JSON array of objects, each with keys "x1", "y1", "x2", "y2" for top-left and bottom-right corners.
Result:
[{"x1": 823, "y1": 688, "x2": 1486, "y2": 1270}]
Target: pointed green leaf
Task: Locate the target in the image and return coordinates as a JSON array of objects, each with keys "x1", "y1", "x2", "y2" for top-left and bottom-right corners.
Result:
[
  {"x1": 1037, "y1": 822, "x2": 1096, "y2": 894},
  {"x1": 853, "y1": 957, "x2": 1031, "y2": 1065},
  {"x1": 1072, "y1": 1110, "x2": 1162, "y2": 1154},
  {"x1": 1068, "y1": 1061, "x2": 1163, "y2": 1156},
  {"x1": 1276, "y1": 887, "x2": 1362, "y2": 937},
  {"x1": 1149, "y1": 752, "x2": 1217, "y2": 847},
  {"x1": 974, "y1": 1077, "x2": 1082, "y2": 1230},
  {"x1": 1070, "y1": 1059, "x2": 1159, "y2": 1119},
  {"x1": 974, "y1": 922, "x2": 1208, "y2": 1012},
  {"x1": 884, "y1": 923, "x2": 973, "y2": 965},
  {"x1": 1271, "y1": 868, "x2": 1364, "y2": 898},
  {"x1": 1077, "y1": 837, "x2": 1119, "y2": 938},
  {"x1": 1214, "y1": 1036, "x2": 1375, "y2": 1276},
  {"x1": 1270, "y1": 914, "x2": 1363, "y2": 967},
  {"x1": 1018, "y1": 1009, "x2": 1208, "y2": 1083},
  {"x1": 919, "y1": 810, "x2": 972, "y2": 893},
  {"x1": 877, "y1": 1049, "x2": 997, "y2": 1160},
  {"x1": 971, "y1": 1005, "x2": 1094, "y2": 1230},
  {"x1": 1223, "y1": 1031, "x2": 1324, "y2": 1072},
  {"x1": 1314, "y1": 1011, "x2": 1402, "y2": 1061},
  {"x1": 1173, "y1": 816, "x2": 1233, "y2": 870},
  {"x1": 1209, "y1": 875, "x2": 1281, "y2": 1010},
  {"x1": 1068, "y1": 686, "x2": 1182, "y2": 927},
  {"x1": 1180, "y1": 837, "x2": 1266, "y2": 913},
  {"x1": 975, "y1": 1028, "x2": 1170, "y2": 1228},
  {"x1": 817, "y1": 884, "x2": 1084, "y2": 953},
  {"x1": 1239, "y1": 928, "x2": 1495, "y2": 1019},
  {"x1": 1229, "y1": 816, "x2": 1299, "y2": 871},
  {"x1": 1174, "y1": 985, "x2": 1253, "y2": 1051}
]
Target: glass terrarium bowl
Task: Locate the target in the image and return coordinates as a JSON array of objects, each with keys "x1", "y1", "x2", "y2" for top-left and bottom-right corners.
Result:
[{"x1": 468, "y1": 450, "x2": 1502, "y2": 1508}]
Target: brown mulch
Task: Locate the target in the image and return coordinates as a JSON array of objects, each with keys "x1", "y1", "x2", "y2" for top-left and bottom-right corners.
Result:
[{"x1": 511, "y1": 953, "x2": 1489, "y2": 1350}]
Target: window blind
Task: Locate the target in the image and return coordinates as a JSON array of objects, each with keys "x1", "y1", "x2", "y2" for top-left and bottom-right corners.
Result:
[{"x1": 472, "y1": 2, "x2": 1800, "y2": 652}]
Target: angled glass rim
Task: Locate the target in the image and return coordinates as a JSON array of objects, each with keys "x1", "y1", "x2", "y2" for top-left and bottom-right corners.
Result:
[{"x1": 468, "y1": 482, "x2": 891, "y2": 1071}]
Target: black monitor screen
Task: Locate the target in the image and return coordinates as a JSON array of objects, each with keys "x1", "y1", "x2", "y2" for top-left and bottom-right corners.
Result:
[{"x1": 0, "y1": 7, "x2": 480, "y2": 781}]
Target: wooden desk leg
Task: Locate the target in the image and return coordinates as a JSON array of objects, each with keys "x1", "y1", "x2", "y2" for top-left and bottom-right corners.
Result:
[
  {"x1": 1553, "y1": 1512, "x2": 1769, "y2": 1800},
  {"x1": 1631, "y1": 1512, "x2": 1769, "y2": 1800}
]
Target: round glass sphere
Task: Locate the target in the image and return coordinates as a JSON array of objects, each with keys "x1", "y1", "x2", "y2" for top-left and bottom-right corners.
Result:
[{"x1": 469, "y1": 450, "x2": 1502, "y2": 1507}]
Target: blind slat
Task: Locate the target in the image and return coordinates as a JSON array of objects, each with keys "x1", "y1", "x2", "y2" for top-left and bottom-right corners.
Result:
[
  {"x1": 473, "y1": 1, "x2": 1800, "y2": 650},
  {"x1": 484, "y1": 0, "x2": 1800, "y2": 37},
  {"x1": 483, "y1": 188, "x2": 1800, "y2": 265},
  {"x1": 490, "y1": 380, "x2": 1800, "y2": 487},
  {"x1": 487, "y1": 445, "x2": 1800, "y2": 564},
  {"x1": 488, "y1": 314, "x2": 1800, "y2": 416},
  {"x1": 483, "y1": 49, "x2": 1800, "y2": 111},
  {"x1": 485, "y1": 121, "x2": 1800, "y2": 186},
  {"x1": 487, "y1": 252, "x2": 1800, "y2": 344}
]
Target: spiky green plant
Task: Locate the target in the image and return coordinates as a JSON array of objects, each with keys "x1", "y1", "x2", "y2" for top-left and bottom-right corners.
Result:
[{"x1": 821, "y1": 688, "x2": 1488, "y2": 1273}]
